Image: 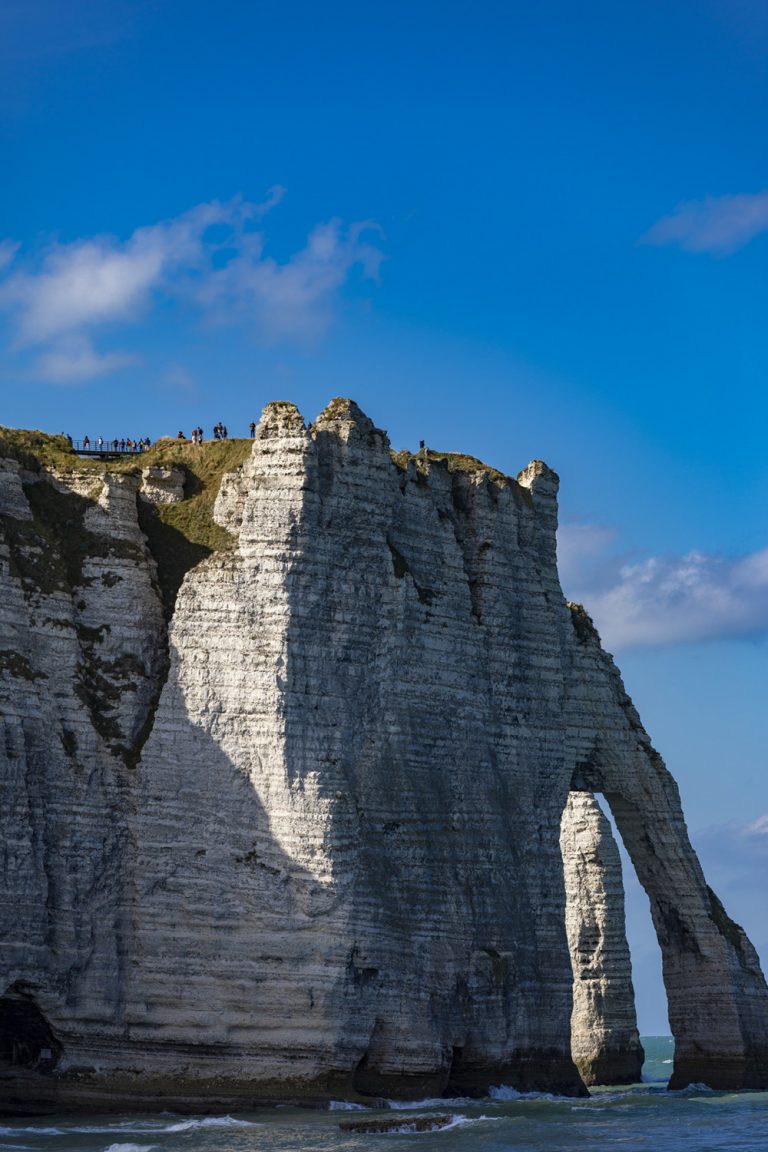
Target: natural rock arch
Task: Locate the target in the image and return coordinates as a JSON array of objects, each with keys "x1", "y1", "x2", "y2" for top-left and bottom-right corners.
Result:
[
  {"x1": 1, "y1": 403, "x2": 767, "y2": 1109},
  {"x1": 565, "y1": 605, "x2": 768, "y2": 1090}
]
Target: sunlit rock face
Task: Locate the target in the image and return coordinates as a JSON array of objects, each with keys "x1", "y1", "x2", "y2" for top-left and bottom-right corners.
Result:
[
  {"x1": 560, "y1": 792, "x2": 644, "y2": 1084},
  {"x1": 1, "y1": 399, "x2": 767, "y2": 1114}
]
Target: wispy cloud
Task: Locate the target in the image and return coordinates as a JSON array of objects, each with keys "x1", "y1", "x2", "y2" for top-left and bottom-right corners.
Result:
[
  {"x1": 0, "y1": 190, "x2": 382, "y2": 383},
  {"x1": 35, "y1": 336, "x2": 136, "y2": 383},
  {"x1": 694, "y1": 817, "x2": 768, "y2": 895},
  {"x1": 642, "y1": 190, "x2": 768, "y2": 255},
  {"x1": 196, "y1": 217, "x2": 382, "y2": 340},
  {"x1": 558, "y1": 524, "x2": 768, "y2": 649},
  {"x1": 0, "y1": 240, "x2": 19, "y2": 272}
]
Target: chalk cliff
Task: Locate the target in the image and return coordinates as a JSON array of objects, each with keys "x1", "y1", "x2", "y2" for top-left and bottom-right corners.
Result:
[{"x1": 1, "y1": 401, "x2": 767, "y2": 1113}]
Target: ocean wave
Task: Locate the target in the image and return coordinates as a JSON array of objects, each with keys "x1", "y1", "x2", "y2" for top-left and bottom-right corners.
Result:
[
  {"x1": 0, "y1": 1127, "x2": 65, "y2": 1137},
  {"x1": 444, "y1": 1114, "x2": 500, "y2": 1130},
  {"x1": 488, "y1": 1085, "x2": 570, "y2": 1102},
  {"x1": 0, "y1": 1115, "x2": 258, "y2": 1139},
  {"x1": 671, "y1": 1083, "x2": 716, "y2": 1096},
  {"x1": 328, "y1": 1100, "x2": 369, "y2": 1111},
  {"x1": 346, "y1": 1114, "x2": 501, "y2": 1135},
  {"x1": 158, "y1": 1116, "x2": 257, "y2": 1133},
  {"x1": 103, "y1": 1144, "x2": 155, "y2": 1152},
  {"x1": 386, "y1": 1096, "x2": 472, "y2": 1110}
]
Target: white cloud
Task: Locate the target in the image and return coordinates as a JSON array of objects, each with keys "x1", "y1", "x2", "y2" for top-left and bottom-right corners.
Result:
[
  {"x1": 745, "y1": 814, "x2": 768, "y2": 838},
  {"x1": 195, "y1": 217, "x2": 383, "y2": 341},
  {"x1": 0, "y1": 240, "x2": 18, "y2": 271},
  {"x1": 0, "y1": 189, "x2": 381, "y2": 382},
  {"x1": 558, "y1": 523, "x2": 768, "y2": 649},
  {"x1": 694, "y1": 817, "x2": 768, "y2": 891},
  {"x1": 35, "y1": 335, "x2": 136, "y2": 383},
  {"x1": 642, "y1": 190, "x2": 768, "y2": 255}
]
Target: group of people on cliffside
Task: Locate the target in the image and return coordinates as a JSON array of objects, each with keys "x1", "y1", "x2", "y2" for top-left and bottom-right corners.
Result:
[
  {"x1": 74, "y1": 421, "x2": 258, "y2": 454},
  {"x1": 176, "y1": 423, "x2": 230, "y2": 443},
  {"x1": 80, "y1": 435, "x2": 151, "y2": 453}
]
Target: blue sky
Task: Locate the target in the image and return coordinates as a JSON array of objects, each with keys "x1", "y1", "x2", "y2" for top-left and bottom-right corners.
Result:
[{"x1": 1, "y1": 0, "x2": 766, "y2": 1033}]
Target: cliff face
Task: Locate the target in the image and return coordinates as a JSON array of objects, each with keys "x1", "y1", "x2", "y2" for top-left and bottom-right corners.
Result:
[{"x1": 1, "y1": 401, "x2": 767, "y2": 1113}]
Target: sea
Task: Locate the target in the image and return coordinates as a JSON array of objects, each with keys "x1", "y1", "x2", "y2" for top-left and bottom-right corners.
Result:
[{"x1": 3, "y1": 1038, "x2": 768, "y2": 1152}]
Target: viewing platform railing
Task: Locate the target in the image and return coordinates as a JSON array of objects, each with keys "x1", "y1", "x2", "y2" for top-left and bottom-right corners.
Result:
[{"x1": 71, "y1": 441, "x2": 149, "y2": 457}]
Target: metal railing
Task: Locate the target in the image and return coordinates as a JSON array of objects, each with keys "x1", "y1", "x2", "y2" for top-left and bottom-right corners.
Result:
[{"x1": 71, "y1": 440, "x2": 149, "y2": 455}]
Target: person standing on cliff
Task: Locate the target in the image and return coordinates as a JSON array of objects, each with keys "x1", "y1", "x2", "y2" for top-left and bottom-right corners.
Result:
[{"x1": 249, "y1": 420, "x2": 256, "y2": 438}]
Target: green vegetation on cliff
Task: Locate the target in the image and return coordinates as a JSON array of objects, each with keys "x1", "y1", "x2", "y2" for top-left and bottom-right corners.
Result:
[
  {"x1": 135, "y1": 439, "x2": 252, "y2": 613},
  {"x1": 0, "y1": 427, "x2": 253, "y2": 612},
  {"x1": 390, "y1": 447, "x2": 510, "y2": 486}
]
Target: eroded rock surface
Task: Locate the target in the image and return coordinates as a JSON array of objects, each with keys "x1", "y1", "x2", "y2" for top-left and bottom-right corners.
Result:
[
  {"x1": 140, "y1": 466, "x2": 184, "y2": 504},
  {"x1": 561, "y1": 792, "x2": 644, "y2": 1084},
  {"x1": 1, "y1": 399, "x2": 766, "y2": 1113}
]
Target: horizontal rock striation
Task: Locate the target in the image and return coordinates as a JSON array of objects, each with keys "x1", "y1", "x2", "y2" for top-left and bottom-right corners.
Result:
[
  {"x1": 561, "y1": 792, "x2": 644, "y2": 1084},
  {"x1": 1, "y1": 401, "x2": 767, "y2": 1113}
]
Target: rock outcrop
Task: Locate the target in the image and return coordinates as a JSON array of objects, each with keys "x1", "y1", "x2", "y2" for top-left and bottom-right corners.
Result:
[
  {"x1": 139, "y1": 466, "x2": 184, "y2": 504},
  {"x1": 1, "y1": 401, "x2": 766, "y2": 1114},
  {"x1": 561, "y1": 792, "x2": 644, "y2": 1084}
]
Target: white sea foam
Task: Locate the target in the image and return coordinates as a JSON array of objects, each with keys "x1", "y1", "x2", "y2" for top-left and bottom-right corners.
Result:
[
  {"x1": 0, "y1": 1127, "x2": 65, "y2": 1137},
  {"x1": 675, "y1": 1083, "x2": 716, "y2": 1096},
  {"x1": 386, "y1": 1097, "x2": 472, "y2": 1111},
  {"x1": 379, "y1": 1114, "x2": 500, "y2": 1134},
  {"x1": 158, "y1": 1116, "x2": 257, "y2": 1132},
  {"x1": 103, "y1": 1144, "x2": 155, "y2": 1152},
  {"x1": 328, "y1": 1100, "x2": 369, "y2": 1111},
  {"x1": 488, "y1": 1085, "x2": 568, "y2": 1102},
  {"x1": 6, "y1": 1115, "x2": 259, "y2": 1138}
]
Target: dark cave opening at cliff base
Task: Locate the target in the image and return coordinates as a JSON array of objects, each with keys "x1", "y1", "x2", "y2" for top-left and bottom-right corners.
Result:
[
  {"x1": 560, "y1": 791, "x2": 669, "y2": 1088},
  {"x1": 0, "y1": 992, "x2": 62, "y2": 1073}
]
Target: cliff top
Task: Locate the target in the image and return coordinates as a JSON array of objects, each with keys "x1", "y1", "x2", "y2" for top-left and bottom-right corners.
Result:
[
  {"x1": 1, "y1": 407, "x2": 556, "y2": 612},
  {"x1": 391, "y1": 448, "x2": 512, "y2": 487},
  {"x1": 1, "y1": 406, "x2": 530, "y2": 502},
  {"x1": 0, "y1": 426, "x2": 254, "y2": 613}
]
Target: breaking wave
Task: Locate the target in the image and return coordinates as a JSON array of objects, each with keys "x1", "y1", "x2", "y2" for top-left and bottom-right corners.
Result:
[
  {"x1": 157, "y1": 1117, "x2": 258, "y2": 1133},
  {"x1": 0, "y1": 1115, "x2": 256, "y2": 1141},
  {"x1": 386, "y1": 1097, "x2": 472, "y2": 1111},
  {"x1": 102, "y1": 1144, "x2": 155, "y2": 1152}
]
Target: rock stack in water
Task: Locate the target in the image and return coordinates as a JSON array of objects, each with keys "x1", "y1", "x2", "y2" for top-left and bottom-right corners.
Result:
[{"x1": 1, "y1": 400, "x2": 767, "y2": 1114}]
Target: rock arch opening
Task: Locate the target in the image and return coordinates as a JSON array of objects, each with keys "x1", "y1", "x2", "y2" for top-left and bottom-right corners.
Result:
[
  {"x1": 600, "y1": 797, "x2": 671, "y2": 1057},
  {"x1": 0, "y1": 990, "x2": 61, "y2": 1073}
]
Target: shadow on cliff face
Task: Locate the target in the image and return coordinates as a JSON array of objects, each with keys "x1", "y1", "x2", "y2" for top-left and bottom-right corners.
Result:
[
  {"x1": 119, "y1": 560, "x2": 369, "y2": 1100},
  {"x1": 136, "y1": 499, "x2": 213, "y2": 618},
  {"x1": 269, "y1": 409, "x2": 585, "y2": 1099},
  {"x1": 1, "y1": 468, "x2": 173, "y2": 1108}
]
